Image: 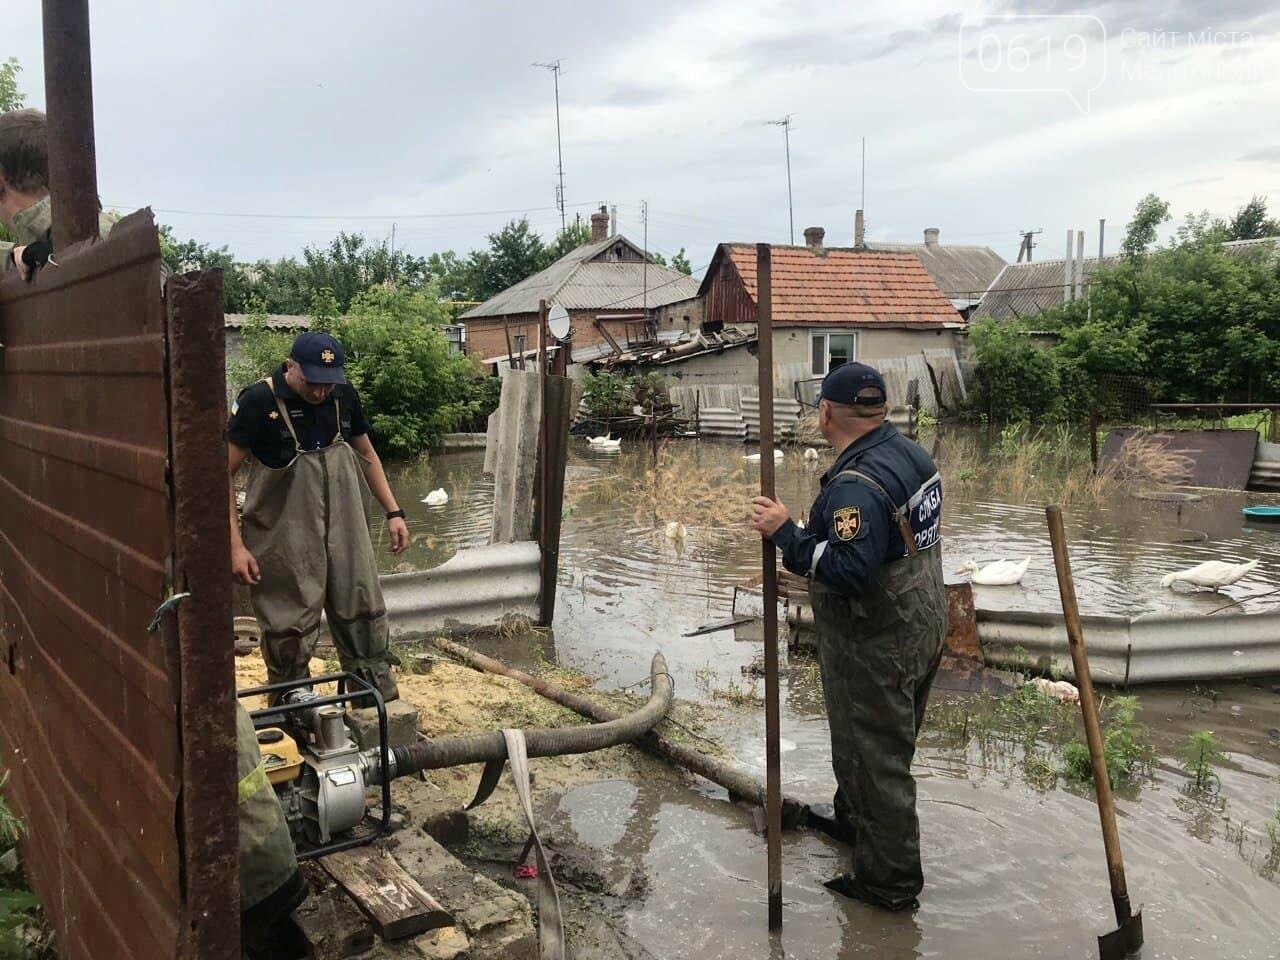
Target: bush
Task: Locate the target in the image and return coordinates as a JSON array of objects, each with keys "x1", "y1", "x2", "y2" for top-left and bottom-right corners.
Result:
[
  {"x1": 1063, "y1": 696, "x2": 1153, "y2": 788},
  {"x1": 231, "y1": 284, "x2": 484, "y2": 458},
  {"x1": 580, "y1": 371, "x2": 637, "y2": 419},
  {"x1": 1179, "y1": 730, "x2": 1226, "y2": 796}
]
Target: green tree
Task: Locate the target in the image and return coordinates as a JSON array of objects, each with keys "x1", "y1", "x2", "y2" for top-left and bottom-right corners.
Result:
[
  {"x1": 652, "y1": 247, "x2": 693, "y2": 275},
  {"x1": 1221, "y1": 195, "x2": 1280, "y2": 241},
  {"x1": 300, "y1": 232, "x2": 429, "y2": 313},
  {"x1": 0, "y1": 58, "x2": 22, "y2": 113},
  {"x1": 546, "y1": 221, "x2": 591, "y2": 261},
  {"x1": 1120, "y1": 193, "x2": 1172, "y2": 260}
]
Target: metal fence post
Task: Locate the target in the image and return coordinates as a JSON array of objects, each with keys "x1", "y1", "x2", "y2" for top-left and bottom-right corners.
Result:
[{"x1": 41, "y1": 0, "x2": 101, "y2": 248}]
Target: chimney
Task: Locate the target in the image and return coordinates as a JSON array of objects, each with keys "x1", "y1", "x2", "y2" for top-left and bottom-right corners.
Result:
[
  {"x1": 590, "y1": 205, "x2": 610, "y2": 242},
  {"x1": 610, "y1": 204, "x2": 618, "y2": 236},
  {"x1": 1064, "y1": 229, "x2": 1074, "y2": 302},
  {"x1": 923, "y1": 227, "x2": 940, "y2": 247},
  {"x1": 804, "y1": 226, "x2": 826, "y2": 256},
  {"x1": 854, "y1": 209, "x2": 865, "y2": 249}
]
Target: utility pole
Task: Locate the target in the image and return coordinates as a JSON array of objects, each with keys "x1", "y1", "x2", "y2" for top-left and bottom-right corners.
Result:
[
  {"x1": 534, "y1": 59, "x2": 567, "y2": 232},
  {"x1": 642, "y1": 200, "x2": 649, "y2": 319},
  {"x1": 1017, "y1": 228, "x2": 1042, "y2": 263},
  {"x1": 766, "y1": 115, "x2": 795, "y2": 244}
]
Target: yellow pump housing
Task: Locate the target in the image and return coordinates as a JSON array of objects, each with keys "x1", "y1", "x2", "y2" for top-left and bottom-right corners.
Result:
[{"x1": 257, "y1": 728, "x2": 304, "y2": 786}]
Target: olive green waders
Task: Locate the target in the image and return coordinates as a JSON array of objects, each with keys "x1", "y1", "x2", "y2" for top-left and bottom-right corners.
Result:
[
  {"x1": 242, "y1": 378, "x2": 399, "y2": 701},
  {"x1": 809, "y1": 545, "x2": 946, "y2": 910}
]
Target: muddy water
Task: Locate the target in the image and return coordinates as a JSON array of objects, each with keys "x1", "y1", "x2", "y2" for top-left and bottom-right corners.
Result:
[{"x1": 377, "y1": 435, "x2": 1280, "y2": 959}]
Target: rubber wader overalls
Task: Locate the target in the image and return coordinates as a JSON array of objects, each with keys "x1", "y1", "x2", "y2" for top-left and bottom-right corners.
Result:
[
  {"x1": 809, "y1": 470, "x2": 946, "y2": 911},
  {"x1": 242, "y1": 377, "x2": 398, "y2": 701}
]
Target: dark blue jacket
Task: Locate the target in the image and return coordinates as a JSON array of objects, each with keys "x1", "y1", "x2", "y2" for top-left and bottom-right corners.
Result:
[{"x1": 771, "y1": 422, "x2": 942, "y2": 597}]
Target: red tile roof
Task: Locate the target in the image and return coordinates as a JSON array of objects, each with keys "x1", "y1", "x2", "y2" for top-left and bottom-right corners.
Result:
[{"x1": 722, "y1": 244, "x2": 959, "y2": 327}]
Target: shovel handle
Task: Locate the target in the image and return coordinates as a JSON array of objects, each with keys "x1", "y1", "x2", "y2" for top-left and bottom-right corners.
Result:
[{"x1": 1046, "y1": 505, "x2": 1133, "y2": 927}]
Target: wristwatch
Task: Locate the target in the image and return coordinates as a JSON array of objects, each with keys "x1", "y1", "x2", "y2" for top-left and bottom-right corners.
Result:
[{"x1": 386, "y1": 509, "x2": 406, "y2": 520}]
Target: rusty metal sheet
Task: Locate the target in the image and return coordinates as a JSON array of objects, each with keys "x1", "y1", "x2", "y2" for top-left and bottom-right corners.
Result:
[
  {"x1": 165, "y1": 270, "x2": 240, "y2": 958},
  {"x1": 944, "y1": 581, "x2": 983, "y2": 663},
  {"x1": 1102, "y1": 428, "x2": 1258, "y2": 490},
  {"x1": 0, "y1": 210, "x2": 235, "y2": 960}
]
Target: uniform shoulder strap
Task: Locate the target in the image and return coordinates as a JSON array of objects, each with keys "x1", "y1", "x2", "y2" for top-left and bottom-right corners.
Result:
[
  {"x1": 265, "y1": 376, "x2": 304, "y2": 451},
  {"x1": 835, "y1": 468, "x2": 918, "y2": 558}
]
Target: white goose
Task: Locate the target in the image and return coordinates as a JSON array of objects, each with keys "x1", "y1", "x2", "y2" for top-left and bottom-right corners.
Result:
[
  {"x1": 1160, "y1": 559, "x2": 1258, "y2": 591},
  {"x1": 744, "y1": 448, "x2": 785, "y2": 462},
  {"x1": 803, "y1": 448, "x2": 820, "y2": 462},
  {"x1": 665, "y1": 521, "x2": 687, "y2": 540},
  {"x1": 956, "y1": 557, "x2": 1031, "y2": 586},
  {"x1": 587, "y1": 435, "x2": 622, "y2": 450},
  {"x1": 422, "y1": 488, "x2": 449, "y2": 507}
]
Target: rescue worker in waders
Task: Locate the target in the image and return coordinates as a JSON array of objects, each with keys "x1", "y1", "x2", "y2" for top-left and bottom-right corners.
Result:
[
  {"x1": 227, "y1": 332, "x2": 409, "y2": 702},
  {"x1": 1, "y1": 107, "x2": 305, "y2": 952},
  {"x1": 750, "y1": 362, "x2": 946, "y2": 912}
]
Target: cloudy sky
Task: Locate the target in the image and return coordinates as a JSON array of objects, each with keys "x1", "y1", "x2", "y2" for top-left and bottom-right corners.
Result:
[{"x1": 8, "y1": 1, "x2": 1279, "y2": 272}]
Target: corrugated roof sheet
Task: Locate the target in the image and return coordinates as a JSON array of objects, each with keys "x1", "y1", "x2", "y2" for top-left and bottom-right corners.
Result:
[
  {"x1": 972, "y1": 236, "x2": 1279, "y2": 322},
  {"x1": 224, "y1": 313, "x2": 310, "y2": 330},
  {"x1": 720, "y1": 244, "x2": 959, "y2": 327},
  {"x1": 461, "y1": 234, "x2": 700, "y2": 318},
  {"x1": 867, "y1": 240, "x2": 1006, "y2": 305}
]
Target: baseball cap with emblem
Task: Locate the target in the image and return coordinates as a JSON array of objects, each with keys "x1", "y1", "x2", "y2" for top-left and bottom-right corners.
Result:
[
  {"x1": 290, "y1": 332, "x2": 347, "y2": 384},
  {"x1": 820, "y1": 361, "x2": 887, "y2": 406}
]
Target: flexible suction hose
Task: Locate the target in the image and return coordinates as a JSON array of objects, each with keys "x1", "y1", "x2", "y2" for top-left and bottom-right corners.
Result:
[{"x1": 367, "y1": 651, "x2": 671, "y2": 784}]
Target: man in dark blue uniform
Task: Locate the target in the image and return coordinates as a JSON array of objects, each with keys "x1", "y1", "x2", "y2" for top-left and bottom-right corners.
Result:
[{"x1": 750, "y1": 362, "x2": 946, "y2": 912}]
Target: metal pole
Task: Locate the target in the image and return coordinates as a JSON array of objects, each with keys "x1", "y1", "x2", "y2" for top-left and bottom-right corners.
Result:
[
  {"x1": 552, "y1": 65, "x2": 565, "y2": 232},
  {"x1": 42, "y1": 0, "x2": 100, "y2": 249},
  {"x1": 1089, "y1": 409, "x2": 1100, "y2": 475},
  {"x1": 1098, "y1": 218, "x2": 1106, "y2": 260},
  {"x1": 756, "y1": 243, "x2": 783, "y2": 931},
  {"x1": 784, "y1": 124, "x2": 794, "y2": 245}
]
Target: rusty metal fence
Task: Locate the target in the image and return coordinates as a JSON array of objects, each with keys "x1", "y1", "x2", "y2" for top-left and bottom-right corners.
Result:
[{"x1": 0, "y1": 211, "x2": 237, "y2": 958}]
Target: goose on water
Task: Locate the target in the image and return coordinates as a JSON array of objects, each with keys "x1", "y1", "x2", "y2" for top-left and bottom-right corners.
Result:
[
  {"x1": 1028, "y1": 677, "x2": 1079, "y2": 703},
  {"x1": 1160, "y1": 558, "x2": 1258, "y2": 591},
  {"x1": 587, "y1": 435, "x2": 622, "y2": 450},
  {"x1": 803, "y1": 448, "x2": 820, "y2": 462},
  {"x1": 665, "y1": 521, "x2": 687, "y2": 540},
  {"x1": 956, "y1": 557, "x2": 1031, "y2": 586},
  {"x1": 422, "y1": 488, "x2": 449, "y2": 507},
  {"x1": 744, "y1": 448, "x2": 785, "y2": 462}
]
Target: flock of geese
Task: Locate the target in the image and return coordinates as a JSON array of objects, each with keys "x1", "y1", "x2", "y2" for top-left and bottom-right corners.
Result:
[{"x1": 486, "y1": 435, "x2": 1264, "y2": 593}]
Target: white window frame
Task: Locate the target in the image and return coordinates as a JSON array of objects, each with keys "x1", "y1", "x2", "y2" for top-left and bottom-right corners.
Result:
[{"x1": 809, "y1": 329, "x2": 858, "y2": 376}]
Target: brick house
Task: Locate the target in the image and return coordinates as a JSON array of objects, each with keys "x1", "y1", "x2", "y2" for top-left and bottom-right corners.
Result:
[
  {"x1": 697, "y1": 227, "x2": 963, "y2": 397},
  {"x1": 460, "y1": 207, "x2": 702, "y2": 364}
]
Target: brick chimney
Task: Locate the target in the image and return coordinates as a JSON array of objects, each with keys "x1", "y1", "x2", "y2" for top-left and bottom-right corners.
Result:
[
  {"x1": 923, "y1": 227, "x2": 940, "y2": 247},
  {"x1": 804, "y1": 226, "x2": 826, "y2": 256},
  {"x1": 590, "y1": 205, "x2": 610, "y2": 242}
]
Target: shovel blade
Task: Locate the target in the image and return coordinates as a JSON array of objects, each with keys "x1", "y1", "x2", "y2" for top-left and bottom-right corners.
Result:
[{"x1": 1097, "y1": 910, "x2": 1143, "y2": 960}]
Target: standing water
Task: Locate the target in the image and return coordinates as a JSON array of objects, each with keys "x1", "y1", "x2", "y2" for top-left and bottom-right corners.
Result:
[{"x1": 375, "y1": 431, "x2": 1280, "y2": 959}]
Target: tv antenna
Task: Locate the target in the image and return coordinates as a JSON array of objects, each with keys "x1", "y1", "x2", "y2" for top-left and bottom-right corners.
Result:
[
  {"x1": 766, "y1": 115, "x2": 796, "y2": 244},
  {"x1": 534, "y1": 59, "x2": 567, "y2": 231}
]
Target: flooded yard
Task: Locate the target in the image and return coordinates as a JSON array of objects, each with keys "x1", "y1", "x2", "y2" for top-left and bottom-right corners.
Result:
[{"x1": 372, "y1": 431, "x2": 1280, "y2": 959}]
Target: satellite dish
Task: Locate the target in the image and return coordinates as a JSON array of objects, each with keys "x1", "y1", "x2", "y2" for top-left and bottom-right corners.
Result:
[{"x1": 547, "y1": 304, "x2": 571, "y2": 341}]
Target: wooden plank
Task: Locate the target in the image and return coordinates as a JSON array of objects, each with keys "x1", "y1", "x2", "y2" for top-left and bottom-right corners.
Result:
[{"x1": 322, "y1": 845, "x2": 454, "y2": 941}]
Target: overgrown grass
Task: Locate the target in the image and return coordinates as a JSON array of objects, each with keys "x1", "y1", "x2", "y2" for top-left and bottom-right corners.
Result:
[
  {"x1": 1062, "y1": 696, "x2": 1155, "y2": 789},
  {"x1": 1179, "y1": 730, "x2": 1226, "y2": 797}
]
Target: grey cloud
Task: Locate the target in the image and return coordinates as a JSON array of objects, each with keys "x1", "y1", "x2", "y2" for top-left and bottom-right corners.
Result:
[{"x1": 1239, "y1": 146, "x2": 1280, "y2": 164}]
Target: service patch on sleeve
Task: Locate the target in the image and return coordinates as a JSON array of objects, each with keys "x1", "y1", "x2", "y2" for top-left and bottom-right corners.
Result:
[{"x1": 833, "y1": 505, "x2": 862, "y2": 541}]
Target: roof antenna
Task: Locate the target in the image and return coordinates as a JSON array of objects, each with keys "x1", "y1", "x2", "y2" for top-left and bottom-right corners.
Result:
[{"x1": 765, "y1": 115, "x2": 796, "y2": 244}]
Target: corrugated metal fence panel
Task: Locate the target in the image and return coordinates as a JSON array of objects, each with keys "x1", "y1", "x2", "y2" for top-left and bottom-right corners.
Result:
[
  {"x1": 0, "y1": 214, "x2": 183, "y2": 959},
  {"x1": 382, "y1": 542, "x2": 541, "y2": 634},
  {"x1": 1249, "y1": 440, "x2": 1280, "y2": 491},
  {"x1": 741, "y1": 396, "x2": 802, "y2": 441},
  {"x1": 696, "y1": 406, "x2": 747, "y2": 440}
]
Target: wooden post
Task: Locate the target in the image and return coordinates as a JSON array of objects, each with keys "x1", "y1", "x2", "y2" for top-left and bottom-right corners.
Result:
[
  {"x1": 42, "y1": 0, "x2": 101, "y2": 248},
  {"x1": 756, "y1": 243, "x2": 783, "y2": 931},
  {"x1": 537, "y1": 299, "x2": 551, "y2": 624}
]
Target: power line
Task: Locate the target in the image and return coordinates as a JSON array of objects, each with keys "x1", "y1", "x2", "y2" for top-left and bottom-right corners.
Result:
[{"x1": 102, "y1": 200, "x2": 601, "y2": 221}]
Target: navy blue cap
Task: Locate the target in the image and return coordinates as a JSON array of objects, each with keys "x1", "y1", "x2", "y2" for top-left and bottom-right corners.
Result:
[
  {"x1": 820, "y1": 361, "x2": 887, "y2": 406},
  {"x1": 289, "y1": 332, "x2": 346, "y2": 384}
]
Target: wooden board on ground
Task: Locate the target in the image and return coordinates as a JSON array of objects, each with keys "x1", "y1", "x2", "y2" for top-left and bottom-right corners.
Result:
[
  {"x1": 1101, "y1": 428, "x2": 1258, "y2": 490},
  {"x1": 321, "y1": 844, "x2": 453, "y2": 941}
]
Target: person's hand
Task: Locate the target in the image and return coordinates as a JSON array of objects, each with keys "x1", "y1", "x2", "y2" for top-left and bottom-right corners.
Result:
[
  {"x1": 231, "y1": 544, "x2": 261, "y2": 585},
  {"x1": 750, "y1": 495, "x2": 791, "y2": 538},
  {"x1": 387, "y1": 516, "x2": 410, "y2": 554}
]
